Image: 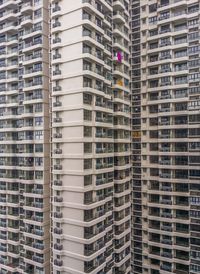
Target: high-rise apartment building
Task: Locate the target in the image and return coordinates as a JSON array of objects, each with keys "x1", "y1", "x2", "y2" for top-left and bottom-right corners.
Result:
[
  {"x1": 0, "y1": 0, "x2": 132, "y2": 274},
  {"x1": 0, "y1": 0, "x2": 50, "y2": 274},
  {"x1": 136, "y1": 0, "x2": 200, "y2": 274},
  {"x1": 51, "y1": 0, "x2": 131, "y2": 273},
  {"x1": 130, "y1": 1, "x2": 142, "y2": 274}
]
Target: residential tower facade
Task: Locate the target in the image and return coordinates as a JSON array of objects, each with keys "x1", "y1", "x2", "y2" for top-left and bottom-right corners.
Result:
[
  {"x1": 138, "y1": 0, "x2": 200, "y2": 273},
  {"x1": 130, "y1": 0, "x2": 142, "y2": 273},
  {"x1": 0, "y1": 0, "x2": 50, "y2": 274},
  {"x1": 51, "y1": 0, "x2": 131, "y2": 274}
]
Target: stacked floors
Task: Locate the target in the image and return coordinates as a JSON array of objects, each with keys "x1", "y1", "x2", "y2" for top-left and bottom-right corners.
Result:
[
  {"x1": 0, "y1": 0, "x2": 50, "y2": 274},
  {"x1": 130, "y1": 0, "x2": 142, "y2": 274},
  {"x1": 140, "y1": 0, "x2": 200, "y2": 274},
  {"x1": 51, "y1": 0, "x2": 131, "y2": 274}
]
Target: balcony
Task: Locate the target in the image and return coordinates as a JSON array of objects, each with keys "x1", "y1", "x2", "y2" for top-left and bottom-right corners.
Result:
[
  {"x1": 0, "y1": 246, "x2": 7, "y2": 252},
  {"x1": 53, "y1": 5, "x2": 61, "y2": 13},
  {"x1": 53, "y1": 86, "x2": 62, "y2": 91},
  {"x1": 53, "y1": 101, "x2": 62, "y2": 107},
  {"x1": 54, "y1": 196, "x2": 63, "y2": 203},
  {"x1": 54, "y1": 259, "x2": 63, "y2": 266},
  {"x1": 161, "y1": 212, "x2": 172, "y2": 218},
  {"x1": 161, "y1": 239, "x2": 172, "y2": 245},
  {"x1": 54, "y1": 212, "x2": 63, "y2": 218},
  {"x1": 54, "y1": 228, "x2": 63, "y2": 234},
  {"x1": 53, "y1": 133, "x2": 62, "y2": 138},
  {"x1": 53, "y1": 53, "x2": 61, "y2": 59},
  {"x1": 54, "y1": 243, "x2": 63, "y2": 251},
  {"x1": 161, "y1": 251, "x2": 172, "y2": 258},
  {"x1": 161, "y1": 225, "x2": 172, "y2": 232},
  {"x1": 53, "y1": 37, "x2": 61, "y2": 44},
  {"x1": 161, "y1": 199, "x2": 172, "y2": 205},
  {"x1": 53, "y1": 22, "x2": 61, "y2": 28},
  {"x1": 53, "y1": 117, "x2": 62, "y2": 123},
  {"x1": 54, "y1": 180, "x2": 62, "y2": 186},
  {"x1": 53, "y1": 69, "x2": 61, "y2": 76},
  {"x1": 54, "y1": 148, "x2": 62, "y2": 154},
  {"x1": 161, "y1": 265, "x2": 172, "y2": 272},
  {"x1": 32, "y1": 242, "x2": 44, "y2": 250},
  {"x1": 33, "y1": 256, "x2": 44, "y2": 264},
  {"x1": 161, "y1": 186, "x2": 172, "y2": 191}
]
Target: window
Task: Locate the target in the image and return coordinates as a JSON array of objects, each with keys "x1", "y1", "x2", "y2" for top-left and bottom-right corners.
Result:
[
  {"x1": 189, "y1": 73, "x2": 200, "y2": 81},
  {"x1": 174, "y1": 23, "x2": 187, "y2": 31},
  {"x1": 34, "y1": 9, "x2": 42, "y2": 19},
  {"x1": 189, "y1": 59, "x2": 200, "y2": 68},
  {"x1": 160, "y1": 63, "x2": 170, "y2": 72},
  {"x1": 83, "y1": 93, "x2": 92, "y2": 105},
  {"x1": 34, "y1": 0, "x2": 41, "y2": 5},
  {"x1": 84, "y1": 110, "x2": 92, "y2": 121},
  {"x1": 149, "y1": 29, "x2": 158, "y2": 37},
  {"x1": 34, "y1": 76, "x2": 42, "y2": 85},
  {"x1": 84, "y1": 127, "x2": 92, "y2": 137},
  {"x1": 188, "y1": 32, "x2": 199, "y2": 41},
  {"x1": 188, "y1": 18, "x2": 198, "y2": 26},
  {"x1": 35, "y1": 144, "x2": 43, "y2": 153},
  {"x1": 188, "y1": 100, "x2": 200, "y2": 110},
  {"x1": 84, "y1": 159, "x2": 92, "y2": 169},
  {"x1": 149, "y1": 42, "x2": 158, "y2": 49},
  {"x1": 188, "y1": 45, "x2": 200, "y2": 54},
  {"x1": 84, "y1": 143, "x2": 92, "y2": 154},
  {"x1": 83, "y1": 77, "x2": 92, "y2": 88},
  {"x1": 34, "y1": 22, "x2": 42, "y2": 31},
  {"x1": 161, "y1": 76, "x2": 170, "y2": 83},
  {"x1": 174, "y1": 89, "x2": 187, "y2": 98},
  {"x1": 35, "y1": 130, "x2": 43, "y2": 140},
  {"x1": 83, "y1": 27, "x2": 91, "y2": 37},
  {"x1": 35, "y1": 157, "x2": 43, "y2": 166},
  {"x1": 160, "y1": 24, "x2": 170, "y2": 33},
  {"x1": 34, "y1": 35, "x2": 42, "y2": 44},
  {"x1": 188, "y1": 5, "x2": 199, "y2": 14},
  {"x1": 174, "y1": 49, "x2": 187, "y2": 58},
  {"x1": 34, "y1": 63, "x2": 42, "y2": 72},
  {"x1": 35, "y1": 103, "x2": 43, "y2": 112},
  {"x1": 35, "y1": 117, "x2": 43, "y2": 126},
  {"x1": 160, "y1": 11, "x2": 170, "y2": 20},
  {"x1": 160, "y1": 37, "x2": 170, "y2": 46},
  {"x1": 149, "y1": 16, "x2": 157, "y2": 24},
  {"x1": 35, "y1": 171, "x2": 43, "y2": 179},
  {"x1": 149, "y1": 3, "x2": 157, "y2": 13},
  {"x1": 160, "y1": 50, "x2": 170, "y2": 58}
]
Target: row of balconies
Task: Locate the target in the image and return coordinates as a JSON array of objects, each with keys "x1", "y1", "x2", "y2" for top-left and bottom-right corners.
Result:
[
  {"x1": 149, "y1": 211, "x2": 189, "y2": 220},
  {"x1": 83, "y1": 78, "x2": 113, "y2": 94},
  {"x1": 84, "y1": 208, "x2": 112, "y2": 222},
  {"x1": 148, "y1": 80, "x2": 188, "y2": 89},
  {"x1": 149, "y1": 94, "x2": 188, "y2": 101},
  {"x1": 148, "y1": 236, "x2": 189, "y2": 248},
  {"x1": 25, "y1": 227, "x2": 44, "y2": 237},
  {"x1": 148, "y1": 52, "x2": 187, "y2": 63},
  {"x1": 149, "y1": 222, "x2": 189, "y2": 234},
  {"x1": 149, "y1": 247, "x2": 189, "y2": 261},
  {"x1": 84, "y1": 193, "x2": 113, "y2": 205},
  {"x1": 84, "y1": 240, "x2": 105, "y2": 256},
  {"x1": 149, "y1": 184, "x2": 188, "y2": 193},
  {"x1": 148, "y1": 199, "x2": 189, "y2": 207},
  {"x1": 25, "y1": 214, "x2": 43, "y2": 223},
  {"x1": 24, "y1": 241, "x2": 44, "y2": 251},
  {"x1": 149, "y1": 169, "x2": 199, "y2": 179},
  {"x1": 84, "y1": 256, "x2": 105, "y2": 273},
  {"x1": 82, "y1": 0, "x2": 111, "y2": 15},
  {"x1": 149, "y1": 66, "x2": 189, "y2": 75}
]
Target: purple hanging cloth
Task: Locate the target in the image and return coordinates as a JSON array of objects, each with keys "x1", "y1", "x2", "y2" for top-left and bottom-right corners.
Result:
[{"x1": 117, "y1": 51, "x2": 122, "y2": 63}]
